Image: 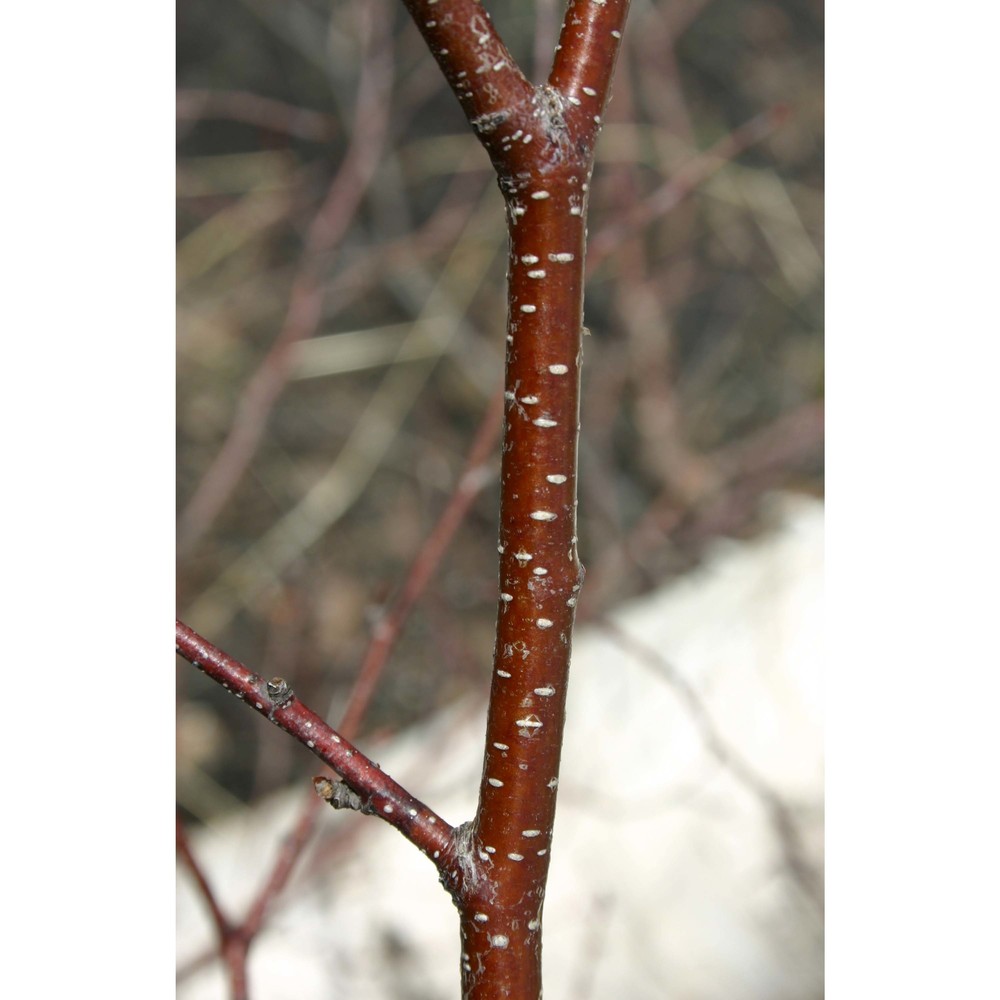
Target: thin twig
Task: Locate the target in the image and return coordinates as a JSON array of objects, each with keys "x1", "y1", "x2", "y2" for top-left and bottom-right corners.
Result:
[
  {"x1": 588, "y1": 105, "x2": 790, "y2": 272},
  {"x1": 177, "y1": 816, "x2": 249, "y2": 999},
  {"x1": 176, "y1": 88, "x2": 340, "y2": 142},
  {"x1": 580, "y1": 400, "x2": 823, "y2": 612},
  {"x1": 341, "y1": 384, "x2": 505, "y2": 737},
  {"x1": 176, "y1": 619, "x2": 457, "y2": 864},
  {"x1": 184, "y1": 189, "x2": 502, "y2": 634},
  {"x1": 176, "y1": 814, "x2": 231, "y2": 939},
  {"x1": 241, "y1": 794, "x2": 324, "y2": 942}
]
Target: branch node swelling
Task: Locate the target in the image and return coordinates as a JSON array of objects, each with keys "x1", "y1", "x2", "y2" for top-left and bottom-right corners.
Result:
[
  {"x1": 442, "y1": 820, "x2": 493, "y2": 904},
  {"x1": 266, "y1": 676, "x2": 294, "y2": 711}
]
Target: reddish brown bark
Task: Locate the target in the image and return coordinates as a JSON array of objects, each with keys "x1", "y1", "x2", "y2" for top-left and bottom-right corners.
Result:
[
  {"x1": 395, "y1": 2, "x2": 630, "y2": 995},
  {"x1": 176, "y1": 620, "x2": 457, "y2": 866}
]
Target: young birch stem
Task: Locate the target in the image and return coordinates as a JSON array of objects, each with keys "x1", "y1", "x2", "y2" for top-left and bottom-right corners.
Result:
[{"x1": 399, "y1": 2, "x2": 629, "y2": 996}]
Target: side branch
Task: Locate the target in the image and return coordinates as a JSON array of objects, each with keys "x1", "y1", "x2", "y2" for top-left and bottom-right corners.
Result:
[
  {"x1": 176, "y1": 619, "x2": 456, "y2": 867},
  {"x1": 399, "y1": 0, "x2": 534, "y2": 126},
  {"x1": 549, "y1": 0, "x2": 630, "y2": 149}
]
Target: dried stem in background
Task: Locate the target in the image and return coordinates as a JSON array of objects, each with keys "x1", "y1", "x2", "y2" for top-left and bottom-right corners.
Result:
[
  {"x1": 588, "y1": 104, "x2": 790, "y2": 270},
  {"x1": 341, "y1": 384, "x2": 505, "y2": 737},
  {"x1": 177, "y1": 7, "x2": 394, "y2": 554},
  {"x1": 176, "y1": 88, "x2": 340, "y2": 142}
]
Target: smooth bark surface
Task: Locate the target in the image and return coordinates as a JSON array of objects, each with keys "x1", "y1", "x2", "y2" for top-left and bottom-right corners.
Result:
[
  {"x1": 396, "y1": 2, "x2": 630, "y2": 995},
  {"x1": 176, "y1": 620, "x2": 456, "y2": 865}
]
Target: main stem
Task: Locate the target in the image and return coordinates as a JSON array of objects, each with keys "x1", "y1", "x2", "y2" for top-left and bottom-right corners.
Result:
[
  {"x1": 396, "y1": 2, "x2": 630, "y2": 994},
  {"x1": 456, "y1": 164, "x2": 589, "y2": 998}
]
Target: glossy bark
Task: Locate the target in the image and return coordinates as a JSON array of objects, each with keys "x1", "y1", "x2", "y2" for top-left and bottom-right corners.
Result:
[{"x1": 397, "y1": 3, "x2": 630, "y2": 995}]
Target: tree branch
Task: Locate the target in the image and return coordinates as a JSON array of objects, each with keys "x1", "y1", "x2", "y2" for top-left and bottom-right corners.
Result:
[
  {"x1": 399, "y1": 0, "x2": 535, "y2": 131},
  {"x1": 176, "y1": 815, "x2": 231, "y2": 940},
  {"x1": 392, "y1": 2, "x2": 630, "y2": 996},
  {"x1": 176, "y1": 619, "x2": 461, "y2": 875}
]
